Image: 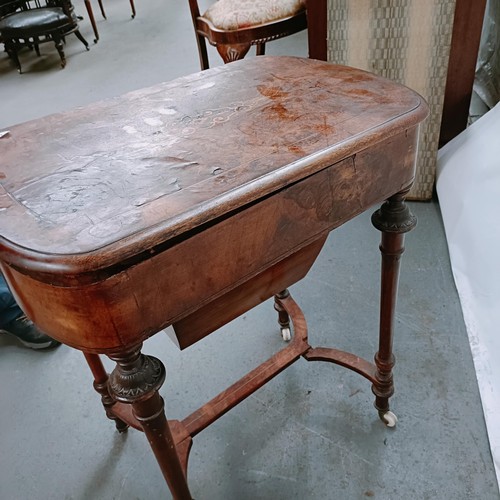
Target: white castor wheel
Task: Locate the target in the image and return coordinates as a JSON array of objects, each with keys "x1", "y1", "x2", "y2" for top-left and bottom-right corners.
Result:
[
  {"x1": 379, "y1": 410, "x2": 398, "y2": 427},
  {"x1": 280, "y1": 327, "x2": 291, "y2": 342}
]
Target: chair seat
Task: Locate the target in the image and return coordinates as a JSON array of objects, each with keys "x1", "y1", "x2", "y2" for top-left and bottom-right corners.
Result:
[
  {"x1": 0, "y1": 8, "x2": 69, "y2": 36},
  {"x1": 203, "y1": 0, "x2": 306, "y2": 31}
]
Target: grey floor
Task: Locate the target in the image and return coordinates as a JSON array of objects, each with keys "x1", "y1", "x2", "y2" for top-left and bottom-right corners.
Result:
[{"x1": 0, "y1": 1, "x2": 498, "y2": 499}]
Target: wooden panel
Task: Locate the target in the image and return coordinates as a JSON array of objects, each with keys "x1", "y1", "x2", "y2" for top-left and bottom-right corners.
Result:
[
  {"x1": 0, "y1": 56, "x2": 425, "y2": 277},
  {"x1": 307, "y1": 0, "x2": 327, "y2": 60},
  {"x1": 439, "y1": 0, "x2": 487, "y2": 146},
  {"x1": 0, "y1": 128, "x2": 419, "y2": 353},
  {"x1": 172, "y1": 237, "x2": 328, "y2": 349}
]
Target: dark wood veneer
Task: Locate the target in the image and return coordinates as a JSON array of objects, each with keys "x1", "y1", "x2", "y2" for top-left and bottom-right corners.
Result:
[{"x1": 0, "y1": 56, "x2": 428, "y2": 499}]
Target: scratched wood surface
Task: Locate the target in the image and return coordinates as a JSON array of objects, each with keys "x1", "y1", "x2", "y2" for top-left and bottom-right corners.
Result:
[
  {"x1": 0, "y1": 127, "x2": 421, "y2": 351},
  {"x1": 0, "y1": 56, "x2": 428, "y2": 351},
  {"x1": 0, "y1": 56, "x2": 430, "y2": 500},
  {"x1": 0, "y1": 56, "x2": 426, "y2": 276}
]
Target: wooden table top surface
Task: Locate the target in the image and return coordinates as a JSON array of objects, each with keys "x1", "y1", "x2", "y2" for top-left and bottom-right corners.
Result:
[{"x1": 0, "y1": 56, "x2": 427, "y2": 272}]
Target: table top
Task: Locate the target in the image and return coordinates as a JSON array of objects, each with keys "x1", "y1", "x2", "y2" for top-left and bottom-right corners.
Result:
[{"x1": 0, "y1": 56, "x2": 427, "y2": 274}]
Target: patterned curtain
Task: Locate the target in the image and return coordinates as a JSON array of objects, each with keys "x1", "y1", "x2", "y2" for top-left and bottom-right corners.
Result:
[{"x1": 327, "y1": 0, "x2": 457, "y2": 200}]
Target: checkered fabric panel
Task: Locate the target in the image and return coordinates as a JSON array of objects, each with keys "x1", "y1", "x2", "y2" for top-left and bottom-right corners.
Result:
[{"x1": 327, "y1": 0, "x2": 457, "y2": 200}]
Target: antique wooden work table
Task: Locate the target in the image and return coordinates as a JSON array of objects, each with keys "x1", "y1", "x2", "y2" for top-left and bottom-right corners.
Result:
[{"x1": 0, "y1": 57, "x2": 428, "y2": 498}]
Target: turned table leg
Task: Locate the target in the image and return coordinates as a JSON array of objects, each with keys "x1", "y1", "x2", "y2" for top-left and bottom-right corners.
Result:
[
  {"x1": 107, "y1": 345, "x2": 193, "y2": 500},
  {"x1": 371, "y1": 188, "x2": 416, "y2": 427},
  {"x1": 274, "y1": 289, "x2": 292, "y2": 341},
  {"x1": 83, "y1": 352, "x2": 128, "y2": 432}
]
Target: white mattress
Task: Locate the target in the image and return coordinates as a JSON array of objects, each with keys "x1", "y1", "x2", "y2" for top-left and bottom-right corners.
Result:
[{"x1": 437, "y1": 102, "x2": 500, "y2": 486}]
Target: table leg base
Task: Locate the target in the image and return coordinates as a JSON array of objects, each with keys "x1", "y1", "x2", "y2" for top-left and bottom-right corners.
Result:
[
  {"x1": 85, "y1": 190, "x2": 417, "y2": 495},
  {"x1": 87, "y1": 182, "x2": 418, "y2": 495},
  {"x1": 371, "y1": 188, "x2": 416, "y2": 428},
  {"x1": 93, "y1": 290, "x2": 402, "y2": 491},
  {"x1": 274, "y1": 289, "x2": 292, "y2": 341}
]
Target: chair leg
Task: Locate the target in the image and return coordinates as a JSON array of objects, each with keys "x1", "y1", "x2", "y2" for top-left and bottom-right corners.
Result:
[
  {"x1": 130, "y1": 0, "x2": 136, "y2": 18},
  {"x1": 216, "y1": 43, "x2": 251, "y2": 64},
  {"x1": 5, "y1": 41, "x2": 22, "y2": 73},
  {"x1": 53, "y1": 35, "x2": 66, "y2": 68},
  {"x1": 196, "y1": 34, "x2": 210, "y2": 70},
  {"x1": 74, "y1": 29, "x2": 90, "y2": 50},
  {"x1": 84, "y1": 0, "x2": 99, "y2": 43},
  {"x1": 98, "y1": 0, "x2": 106, "y2": 19},
  {"x1": 256, "y1": 43, "x2": 266, "y2": 56},
  {"x1": 11, "y1": 50, "x2": 22, "y2": 73}
]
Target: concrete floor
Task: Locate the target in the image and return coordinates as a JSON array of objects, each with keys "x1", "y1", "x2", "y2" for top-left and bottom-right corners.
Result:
[{"x1": 0, "y1": 1, "x2": 498, "y2": 499}]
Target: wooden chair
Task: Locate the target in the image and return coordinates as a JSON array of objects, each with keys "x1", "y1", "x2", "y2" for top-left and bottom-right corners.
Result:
[
  {"x1": 188, "y1": 0, "x2": 307, "y2": 70},
  {"x1": 96, "y1": 0, "x2": 135, "y2": 20},
  {"x1": 0, "y1": 0, "x2": 89, "y2": 73},
  {"x1": 81, "y1": 0, "x2": 136, "y2": 45}
]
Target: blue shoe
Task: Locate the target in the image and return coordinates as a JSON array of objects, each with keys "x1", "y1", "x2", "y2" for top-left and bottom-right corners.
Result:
[{"x1": 0, "y1": 313, "x2": 60, "y2": 350}]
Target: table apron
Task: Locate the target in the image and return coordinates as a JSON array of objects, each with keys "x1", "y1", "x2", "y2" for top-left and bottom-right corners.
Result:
[{"x1": 0, "y1": 127, "x2": 418, "y2": 353}]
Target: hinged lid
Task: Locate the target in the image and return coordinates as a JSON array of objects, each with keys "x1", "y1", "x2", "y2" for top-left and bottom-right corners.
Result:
[{"x1": 0, "y1": 56, "x2": 427, "y2": 274}]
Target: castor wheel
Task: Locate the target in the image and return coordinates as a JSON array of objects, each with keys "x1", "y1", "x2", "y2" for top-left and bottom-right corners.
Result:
[
  {"x1": 280, "y1": 326, "x2": 291, "y2": 342},
  {"x1": 379, "y1": 410, "x2": 398, "y2": 427},
  {"x1": 115, "y1": 420, "x2": 129, "y2": 433}
]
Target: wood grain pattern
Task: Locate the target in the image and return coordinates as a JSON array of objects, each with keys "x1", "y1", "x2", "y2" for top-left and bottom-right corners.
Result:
[
  {"x1": 0, "y1": 57, "x2": 425, "y2": 275},
  {"x1": 439, "y1": 0, "x2": 487, "y2": 146},
  {"x1": 0, "y1": 56, "x2": 427, "y2": 353},
  {"x1": 307, "y1": 0, "x2": 327, "y2": 60},
  {"x1": 1, "y1": 129, "x2": 419, "y2": 352},
  {"x1": 0, "y1": 56, "x2": 429, "y2": 499}
]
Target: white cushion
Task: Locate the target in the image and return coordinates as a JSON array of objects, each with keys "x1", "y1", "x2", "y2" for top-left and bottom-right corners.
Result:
[{"x1": 203, "y1": 0, "x2": 306, "y2": 31}]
